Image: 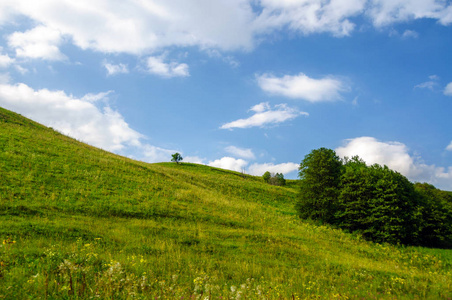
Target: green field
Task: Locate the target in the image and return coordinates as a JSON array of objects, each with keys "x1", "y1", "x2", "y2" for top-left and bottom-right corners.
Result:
[{"x1": 1, "y1": 106, "x2": 451, "y2": 299}]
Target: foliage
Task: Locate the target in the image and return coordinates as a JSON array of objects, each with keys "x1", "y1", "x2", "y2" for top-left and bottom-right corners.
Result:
[
  {"x1": 171, "y1": 152, "x2": 183, "y2": 164},
  {"x1": 262, "y1": 171, "x2": 271, "y2": 183},
  {"x1": 337, "y1": 157, "x2": 420, "y2": 245},
  {"x1": 1, "y1": 107, "x2": 452, "y2": 299},
  {"x1": 414, "y1": 183, "x2": 452, "y2": 248},
  {"x1": 297, "y1": 149, "x2": 452, "y2": 247},
  {"x1": 262, "y1": 171, "x2": 286, "y2": 186},
  {"x1": 297, "y1": 147, "x2": 343, "y2": 223}
]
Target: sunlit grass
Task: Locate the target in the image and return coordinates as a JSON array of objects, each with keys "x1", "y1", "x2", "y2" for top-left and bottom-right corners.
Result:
[{"x1": 1, "y1": 106, "x2": 451, "y2": 299}]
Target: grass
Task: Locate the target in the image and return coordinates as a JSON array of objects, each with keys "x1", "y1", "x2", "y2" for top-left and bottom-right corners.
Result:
[{"x1": 0, "y1": 106, "x2": 451, "y2": 299}]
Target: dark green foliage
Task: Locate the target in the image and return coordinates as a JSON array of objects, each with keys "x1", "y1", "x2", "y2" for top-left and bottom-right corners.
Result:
[
  {"x1": 337, "y1": 157, "x2": 420, "y2": 245},
  {"x1": 262, "y1": 171, "x2": 271, "y2": 183},
  {"x1": 414, "y1": 183, "x2": 452, "y2": 248},
  {"x1": 297, "y1": 148, "x2": 343, "y2": 223},
  {"x1": 263, "y1": 172, "x2": 286, "y2": 186},
  {"x1": 297, "y1": 149, "x2": 452, "y2": 247},
  {"x1": 171, "y1": 152, "x2": 183, "y2": 164}
]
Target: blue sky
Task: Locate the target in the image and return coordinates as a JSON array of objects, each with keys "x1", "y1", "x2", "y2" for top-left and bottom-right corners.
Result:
[{"x1": 1, "y1": 0, "x2": 452, "y2": 190}]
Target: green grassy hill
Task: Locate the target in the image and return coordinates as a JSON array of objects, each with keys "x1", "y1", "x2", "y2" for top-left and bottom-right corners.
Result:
[{"x1": 0, "y1": 106, "x2": 451, "y2": 299}]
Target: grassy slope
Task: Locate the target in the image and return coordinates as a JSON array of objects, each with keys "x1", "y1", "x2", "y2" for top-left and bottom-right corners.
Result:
[{"x1": 0, "y1": 106, "x2": 451, "y2": 299}]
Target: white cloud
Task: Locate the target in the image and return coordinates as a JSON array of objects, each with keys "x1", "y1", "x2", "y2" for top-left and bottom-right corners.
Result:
[
  {"x1": 7, "y1": 25, "x2": 66, "y2": 61},
  {"x1": 0, "y1": 53, "x2": 14, "y2": 68},
  {"x1": 0, "y1": 0, "x2": 255, "y2": 54},
  {"x1": 104, "y1": 62, "x2": 129, "y2": 76},
  {"x1": 140, "y1": 144, "x2": 177, "y2": 163},
  {"x1": 447, "y1": 142, "x2": 452, "y2": 151},
  {"x1": 444, "y1": 82, "x2": 452, "y2": 96},
  {"x1": 336, "y1": 136, "x2": 452, "y2": 191},
  {"x1": 257, "y1": 73, "x2": 348, "y2": 102},
  {"x1": 184, "y1": 156, "x2": 206, "y2": 164},
  {"x1": 367, "y1": 0, "x2": 451, "y2": 27},
  {"x1": 248, "y1": 162, "x2": 299, "y2": 176},
  {"x1": 225, "y1": 146, "x2": 256, "y2": 159},
  {"x1": 208, "y1": 157, "x2": 248, "y2": 172},
  {"x1": 1, "y1": 1, "x2": 452, "y2": 58},
  {"x1": 255, "y1": 0, "x2": 366, "y2": 37},
  {"x1": 221, "y1": 102, "x2": 307, "y2": 130},
  {"x1": 402, "y1": 29, "x2": 419, "y2": 38},
  {"x1": 146, "y1": 55, "x2": 189, "y2": 78},
  {"x1": 0, "y1": 82, "x2": 175, "y2": 163},
  {"x1": 415, "y1": 75, "x2": 439, "y2": 90}
]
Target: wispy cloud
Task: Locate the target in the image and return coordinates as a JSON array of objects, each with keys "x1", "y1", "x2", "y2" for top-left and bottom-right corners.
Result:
[
  {"x1": 415, "y1": 75, "x2": 439, "y2": 90},
  {"x1": 104, "y1": 62, "x2": 129, "y2": 76},
  {"x1": 220, "y1": 102, "x2": 307, "y2": 130},
  {"x1": 146, "y1": 55, "x2": 189, "y2": 78},
  {"x1": 257, "y1": 73, "x2": 349, "y2": 102},
  {"x1": 225, "y1": 146, "x2": 255, "y2": 160}
]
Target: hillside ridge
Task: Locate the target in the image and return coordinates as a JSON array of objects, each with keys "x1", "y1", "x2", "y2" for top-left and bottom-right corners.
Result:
[{"x1": 0, "y1": 106, "x2": 451, "y2": 299}]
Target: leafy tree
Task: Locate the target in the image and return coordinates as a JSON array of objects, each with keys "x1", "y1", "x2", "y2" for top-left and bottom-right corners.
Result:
[
  {"x1": 297, "y1": 148, "x2": 343, "y2": 223},
  {"x1": 275, "y1": 173, "x2": 286, "y2": 186},
  {"x1": 171, "y1": 153, "x2": 183, "y2": 164},
  {"x1": 262, "y1": 171, "x2": 271, "y2": 183},
  {"x1": 263, "y1": 172, "x2": 286, "y2": 186},
  {"x1": 414, "y1": 183, "x2": 452, "y2": 247},
  {"x1": 337, "y1": 159, "x2": 420, "y2": 244}
]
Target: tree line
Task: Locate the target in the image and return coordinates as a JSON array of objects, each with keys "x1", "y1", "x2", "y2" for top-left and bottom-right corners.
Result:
[{"x1": 297, "y1": 148, "x2": 452, "y2": 248}]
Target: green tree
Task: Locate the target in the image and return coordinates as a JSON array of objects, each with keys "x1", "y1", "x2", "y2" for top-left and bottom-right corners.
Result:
[
  {"x1": 414, "y1": 183, "x2": 452, "y2": 247},
  {"x1": 337, "y1": 159, "x2": 420, "y2": 244},
  {"x1": 275, "y1": 173, "x2": 286, "y2": 186},
  {"x1": 296, "y1": 148, "x2": 343, "y2": 223},
  {"x1": 171, "y1": 153, "x2": 183, "y2": 164},
  {"x1": 262, "y1": 171, "x2": 271, "y2": 183}
]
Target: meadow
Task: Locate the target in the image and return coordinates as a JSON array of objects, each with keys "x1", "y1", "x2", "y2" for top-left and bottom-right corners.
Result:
[{"x1": 0, "y1": 106, "x2": 451, "y2": 299}]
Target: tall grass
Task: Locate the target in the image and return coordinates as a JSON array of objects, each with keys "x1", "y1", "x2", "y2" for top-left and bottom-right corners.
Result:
[{"x1": 1, "y1": 107, "x2": 451, "y2": 299}]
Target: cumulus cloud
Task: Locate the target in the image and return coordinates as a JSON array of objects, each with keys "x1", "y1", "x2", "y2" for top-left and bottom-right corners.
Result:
[
  {"x1": 0, "y1": 82, "x2": 174, "y2": 162},
  {"x1": 0, "y1": 0, "x2": 255, "y2": 54},
  {"x1": 221, "y1": 102, "x2": 307, "y2": 130},
  {"x1": 444, "y1": 82, "x2": 452, "y2": 96},
  {"x1": 225, "y1": 146, "x2": 255, "y2": 160},
  {"x1": 336, "y1": 136, "x2": 452, "y2": 191},
  {"x1": 248, "y1": 162, "x2": 299, "y2": 176},
  {"x1": 103, "y1": 62, "x2": 129, "y2": 76},
  {"x1": 146, "y1": 56, "x2": 189, "y2": 78},
  {"x1": 208, "y1": 157, "x2": 248, "y2": 172},
  {"x1": 1, "y1": 0, "x2": 451, "y2": 60},
  {"x1": 7, "y1": 25, "x2": 66, "y2": 61},
  {"x1": 257, "y1": 73, "x2": 348, "y2": 102}
]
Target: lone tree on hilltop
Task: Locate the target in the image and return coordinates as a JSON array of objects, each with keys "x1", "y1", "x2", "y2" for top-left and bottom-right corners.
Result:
[{"x1": 171, "y1": 153, "x2": 183, "y2": 164}]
